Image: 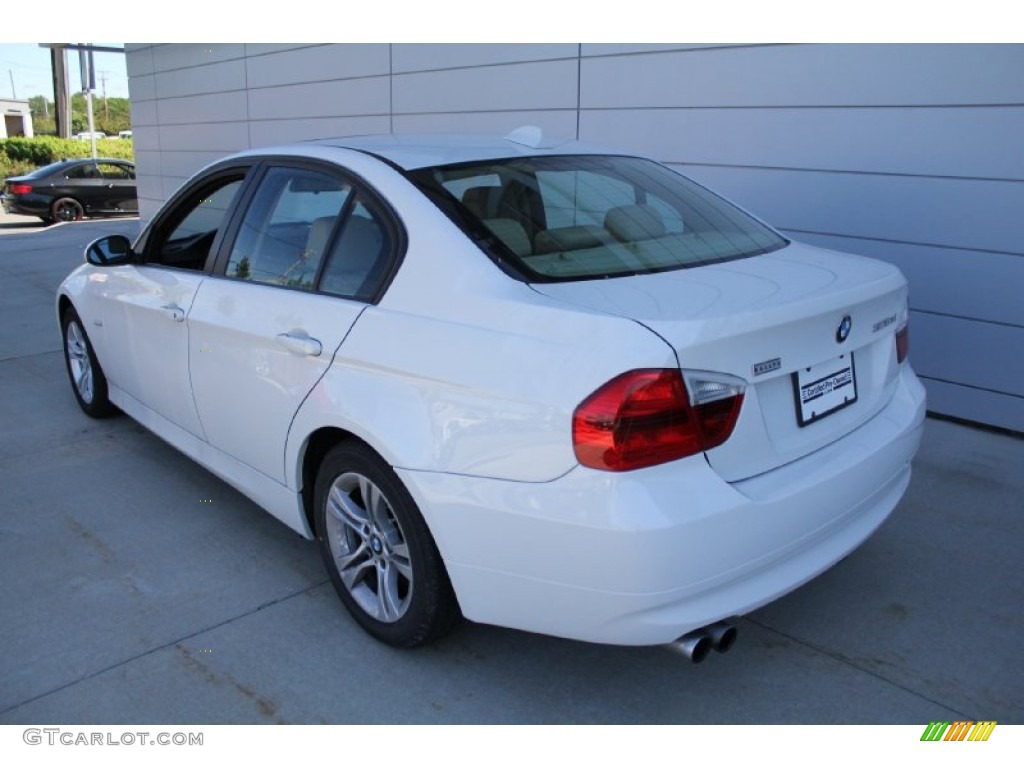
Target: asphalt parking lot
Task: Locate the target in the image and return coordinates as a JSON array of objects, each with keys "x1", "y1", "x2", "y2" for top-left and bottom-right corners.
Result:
[{"x1": 0, "y1": 211, "x2": 1021, "y2": 724}]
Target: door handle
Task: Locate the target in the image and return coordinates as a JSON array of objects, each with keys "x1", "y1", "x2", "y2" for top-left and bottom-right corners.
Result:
[
  {"x1": 161, "y1": 304, "x2": 185, "y2": 322},
  {"x1": 275, "y1": 332, "x2": 322, "y2": 357}
]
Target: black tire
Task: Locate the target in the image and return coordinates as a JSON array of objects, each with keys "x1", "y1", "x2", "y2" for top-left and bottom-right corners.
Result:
[
  {"x1": 314, "y1": 440, "x2": 460, "y2": 647},
  {"x1": 52, "y1": 197, "x2": 84, "y2": 223},
  {"x1": 61, "y1": 306, "x2": 117, "y2": 418}
]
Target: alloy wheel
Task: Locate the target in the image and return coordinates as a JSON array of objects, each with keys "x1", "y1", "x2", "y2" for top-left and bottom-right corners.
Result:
[
  {"x1": 324, "y1": 471, "x2": 413, "y2": 622},
  {"x1": 65, "y1": 320, "x2": 94, "y2": 404}
]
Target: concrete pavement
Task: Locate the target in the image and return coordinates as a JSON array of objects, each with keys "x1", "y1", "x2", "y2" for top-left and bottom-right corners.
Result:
[{"x1": 0, "y1": 221, "x2": 1021, "y2": 724}]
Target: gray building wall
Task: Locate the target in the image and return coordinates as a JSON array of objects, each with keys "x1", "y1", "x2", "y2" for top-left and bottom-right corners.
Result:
[{"x1": 125, "y1": 43, "x2": 1024, "y2": 432}]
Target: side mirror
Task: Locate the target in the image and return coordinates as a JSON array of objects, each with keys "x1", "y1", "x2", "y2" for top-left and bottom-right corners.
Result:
[{"x1": 85, "y1": 234, "x2": 134, "y2": 266}]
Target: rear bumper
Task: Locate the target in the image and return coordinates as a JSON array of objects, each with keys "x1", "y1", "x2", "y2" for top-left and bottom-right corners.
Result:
[
  {"x1": 1, "y1": 194, "x2": 47, "y2": 217},
  {"x1": 399, "y1": 365, "x2": 927, "y2": 646}
]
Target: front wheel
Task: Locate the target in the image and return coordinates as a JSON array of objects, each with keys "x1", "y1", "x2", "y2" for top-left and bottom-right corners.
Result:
[
  {"x1": 52, "y1": 197, "x2": 84, "y2": 223},
  {"x1": 62, "y1": 306, "x2": 117, "y2": 418},
  {"x1": 314, "y1": 441, "x2": 460, "y2": 647}
]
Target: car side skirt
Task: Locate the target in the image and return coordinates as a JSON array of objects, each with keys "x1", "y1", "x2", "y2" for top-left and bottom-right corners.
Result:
[{"x1": 108, "y1": 385, "x2": 312, "y2": 538}]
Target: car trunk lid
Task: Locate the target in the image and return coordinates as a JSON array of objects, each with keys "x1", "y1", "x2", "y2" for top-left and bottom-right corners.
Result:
[{"x1": 532, "y1": 241, "x2": 909, "y2": 481}]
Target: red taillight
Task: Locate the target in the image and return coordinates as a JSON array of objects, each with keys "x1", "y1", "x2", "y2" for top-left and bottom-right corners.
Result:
[
  {"x1": 572, "y1": 369, "x2": 744, "y2": 472},
  {"x1": 895, "y1": 297, "x2": 910, "y2": 364},
  {"x1": 9, "y1": 183, "x2": 32, "y2": 195},
  {"x1": 896, "y1": 323, "x2": 909, "y2": 363}
]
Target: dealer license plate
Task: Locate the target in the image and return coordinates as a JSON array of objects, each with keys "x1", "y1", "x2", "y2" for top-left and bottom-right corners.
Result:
[{"x1": 793, "y1": 354, "x2": 857, "y2": 427}]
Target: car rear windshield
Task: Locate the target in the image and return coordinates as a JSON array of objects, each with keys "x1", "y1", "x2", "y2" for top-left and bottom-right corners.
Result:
[
  {"x1": 21, "y1": 160, "x2": 80, "y2": 179},
  {"x1": 408, "y1": 155, "x2": 787, "y2": 282}
]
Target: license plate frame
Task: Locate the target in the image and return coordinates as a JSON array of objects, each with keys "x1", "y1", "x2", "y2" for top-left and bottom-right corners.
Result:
[{"x1": 792, "y1": 353, "x2": 858, "y2": 427}]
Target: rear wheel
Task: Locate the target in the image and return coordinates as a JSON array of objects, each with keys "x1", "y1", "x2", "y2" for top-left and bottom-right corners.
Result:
[
  {"x1": 61, "y1": 306, "x2": 117, "y2": 418},
  {"x1": 314, "y1": 441, "x2": 460, "y2": 647},
  {"x1": 52, "y1": 198, "x2": 84, "y2": 223}
]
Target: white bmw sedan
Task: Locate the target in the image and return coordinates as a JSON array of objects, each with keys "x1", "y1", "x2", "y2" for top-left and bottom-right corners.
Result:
[{"x1": 57, "y1": 132, "x2": 926, "y2": 656}]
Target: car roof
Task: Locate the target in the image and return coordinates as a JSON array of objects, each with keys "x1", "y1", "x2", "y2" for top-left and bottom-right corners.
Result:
[
  {"x1": 317, "y1": 132, "x2": 622, "y2": 171},
  {"x1": 45, "y1": 157, "x2": 132, "y2": 166},
  {"x1": 229, "y1": 129, "x2": 622, "y2": 172}
]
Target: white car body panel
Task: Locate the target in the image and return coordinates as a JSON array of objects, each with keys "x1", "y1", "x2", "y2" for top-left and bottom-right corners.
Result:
[
  {"x1": 88, "y1": 265, "x2": 208, "y2": 438},
  {"x1": 534, "y1": 242, "x2": 910, "y2": 480},
  {"x1": 188, "y1": 279, "x2": 365, "y2": 482},
  {"x1": 57, "y1": 133, "x2": 929, "y2": 647},
  {"x1": 402, "y1": 365, "x2": 925, "y2": 644}
]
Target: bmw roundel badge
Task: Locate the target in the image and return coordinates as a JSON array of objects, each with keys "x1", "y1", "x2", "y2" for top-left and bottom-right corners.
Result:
[{"x1": 836, "y1": 314, "x2": 852, "y2": 343}]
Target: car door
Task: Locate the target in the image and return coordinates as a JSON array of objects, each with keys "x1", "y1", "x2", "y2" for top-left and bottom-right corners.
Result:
[
  {"x1": 96, "y1": 161, "x2": 138, "y2": 213},
  {"x1": 52, "y1": 161, "x2": 103, "y2": 214},
  {"x1": 95, "y1": 168, "x2": 251, "y2": 438},
  {"x1": 187, "y1": 162, "x2": 400, "y2": 482}
]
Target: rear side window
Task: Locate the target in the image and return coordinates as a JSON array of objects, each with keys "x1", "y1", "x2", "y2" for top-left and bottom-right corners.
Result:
[
  {"x1": 411, "y1": 155, "x2": 787, "y2": 282},
  {"x1": 226, "y1": 167, "x2": 353, "y2": 290},
  {"x1": 318, "y1": 197, "x2": 393, "y2": 302},
  {"x1": 65, "y1": 163, "x2": 99, "y2": 180}
]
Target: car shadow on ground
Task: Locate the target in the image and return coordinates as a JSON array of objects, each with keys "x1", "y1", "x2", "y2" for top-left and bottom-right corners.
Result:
[{"x1": 0, "y1": 219, "x2": 48, "y2": 231}]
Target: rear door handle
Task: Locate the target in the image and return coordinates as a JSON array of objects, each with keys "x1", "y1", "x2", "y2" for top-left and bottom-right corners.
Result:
[
  {"x1": 161, "y1": 304, "x2": 185, "y2": 322},
  {"x1": 275, "y1": 332, "x2": 322, "y2": 357}
]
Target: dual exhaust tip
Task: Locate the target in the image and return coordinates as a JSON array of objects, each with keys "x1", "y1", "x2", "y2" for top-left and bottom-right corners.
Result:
[{"x1": 666, "y1": 620, "x2": 738, "y2": 663}]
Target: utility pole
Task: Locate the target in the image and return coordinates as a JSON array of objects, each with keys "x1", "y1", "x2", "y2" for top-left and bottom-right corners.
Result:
[
  {"x1": 50, "y1": 47, "x2": 71, "y2": 138},
  {"x1": 7, "y1": 69, "x2": 15, "y2": 99},
  {"x1": 101, "y1": 70, "x2": 108, "y2": 121},
  {"x1": 79, "y1": 46, "x2": 97, "y2": 158}
]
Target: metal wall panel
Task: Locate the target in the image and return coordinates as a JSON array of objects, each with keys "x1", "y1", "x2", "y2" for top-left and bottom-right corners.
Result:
[
  {"x1": 392, "y1": 44, "x2": 577, "y2": 73},
  {"x1": 126, "y1": 42, "x2": 1024, "y2": 430},
  {"x1": 392, "y1": 60, "x2": 578, "y2": 114}
]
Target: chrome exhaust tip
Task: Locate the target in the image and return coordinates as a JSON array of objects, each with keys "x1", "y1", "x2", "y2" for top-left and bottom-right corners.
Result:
[
  {"x1": 706, "y1": 620, "x2": 738, "y2": 653},
  {"x1": 666, "y1": 630, "x2": 712, "y2": 663}
]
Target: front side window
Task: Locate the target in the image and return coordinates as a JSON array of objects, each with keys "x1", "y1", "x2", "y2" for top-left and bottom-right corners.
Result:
[
  {"x1": 226, "y1": 167, "x2": 352, "y2": 289},
  {"x1": 146, "y1": 176, "x2": 245, "y2": 271},
  {"x1": 97, "y1": 163, "x2": 134, "y2": 180},
  {"x1": 411, "y1": 155, "x2": 787, "y2": 282}
]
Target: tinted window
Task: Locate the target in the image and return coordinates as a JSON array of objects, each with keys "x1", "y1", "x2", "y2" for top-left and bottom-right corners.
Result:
[
  {"x1": 226, "y1": 167, "x2": 352, "y2": 289},
  {"x1": 411, "y1": 156, "x2": 787, "y2": 281},
  {"x1": 150, "y1": 177, "x2": 245, "y2": 271},
  {"x1": 65, "y1": 163, "x2": 99, "y2": 180},
  {"x1": 97, "y1": 163, "x2": 133, "y2": 180},
  {"x1": 318, "y1": 197, "x2": 392, "y2": 301},
  {"x1": 23, "y1": 160, "x2": 79, "y2": 179}
]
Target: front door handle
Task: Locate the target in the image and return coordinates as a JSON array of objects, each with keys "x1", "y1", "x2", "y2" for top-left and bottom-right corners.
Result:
[
  {"x1": 161, "y1": 304, "x2": 185, "y2": 322},
  {"x1": 275, "y1": 332, "x2": 322, "y2": 357}
]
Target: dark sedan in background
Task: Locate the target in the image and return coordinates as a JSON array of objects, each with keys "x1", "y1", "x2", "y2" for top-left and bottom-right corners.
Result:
[{"x1": 2, "y1": 158, "x2": 137, "y2": 224}]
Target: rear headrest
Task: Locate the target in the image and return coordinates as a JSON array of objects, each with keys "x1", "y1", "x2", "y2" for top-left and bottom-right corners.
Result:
[
  {"x1": 305, "y1": 216, "x2": 337, "y2": 260},
  {"x1": 534, "y1": 225, "x2": 607, "y2": 254},
  {"x1": 604, "y1": 204, "x2": 667, "y2": 242},
  {"x1": 461, "y1": 186, "x2": 492, "y2": 218},
  {"x1": 482, "y1": 218, "x2": 531, "y2": 257}
]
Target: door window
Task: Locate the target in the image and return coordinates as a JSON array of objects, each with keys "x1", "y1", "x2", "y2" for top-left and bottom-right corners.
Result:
[
  {"x1": 97, "y1": 163, "x2": 133, "y2": 180},
  {"x1": 65, "y1": 163, "x2": 99, "y2": 180},
  {"x1": 147, "y1": 176, "x2": 246, "y2": 271},
  {"x1": 226, "y1": 167, "x2": 353, "y2": 290},
  {"x1": 318, "y1": 197, "x2": 393, "y2": 301}
]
